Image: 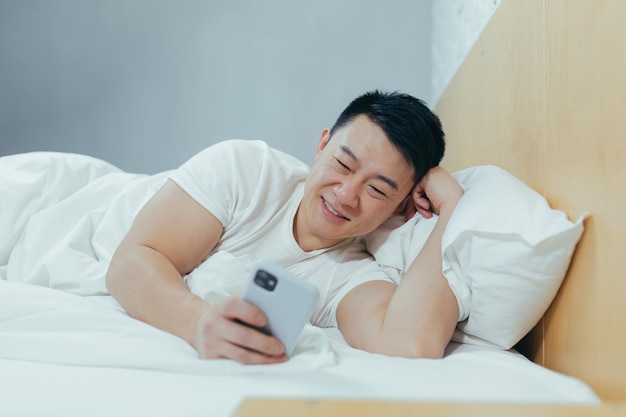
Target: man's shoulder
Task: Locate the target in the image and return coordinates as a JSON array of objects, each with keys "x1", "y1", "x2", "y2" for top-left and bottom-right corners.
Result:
[
  {"x1": 200, "y1": 139, "x2": 271, "y2": 154},
  {"x1": 202, "y1": 140, "x2": 308, "y2": 170}
]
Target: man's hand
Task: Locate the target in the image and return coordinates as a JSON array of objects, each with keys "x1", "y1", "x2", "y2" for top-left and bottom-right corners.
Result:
[
  {"x1": 404, "y1": 167, "x2": 464, "y2": 220},
  {"x1": 194, "y1": 297, "x2": 288, "y2": 364}
]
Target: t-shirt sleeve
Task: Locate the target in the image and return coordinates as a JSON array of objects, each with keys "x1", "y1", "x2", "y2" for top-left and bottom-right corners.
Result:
[
  {"x1": 168, "y1": 140, "x2": 266, "y2": 227},
  {"x1": 309, "y1": 245, "x2": 394, "y2": 329}
]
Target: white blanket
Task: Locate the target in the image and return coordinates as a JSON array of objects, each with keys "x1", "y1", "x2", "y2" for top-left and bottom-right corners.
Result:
[
  {"x1": 0, "y1": 280, "x2": 335, "y2": 374},
  {"x1": 2, "y1": 152, "x2": 162, "y2": 293}
]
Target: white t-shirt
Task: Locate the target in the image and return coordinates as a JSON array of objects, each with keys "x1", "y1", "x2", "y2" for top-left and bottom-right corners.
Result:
[{"x1": 169, "y1": 139, "x2": 392, "y2": 328}]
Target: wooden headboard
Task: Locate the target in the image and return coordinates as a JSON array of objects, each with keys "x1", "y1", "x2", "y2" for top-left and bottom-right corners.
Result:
[{"x1": 435, "y1": 0, "x2": 626, "y2": 401}]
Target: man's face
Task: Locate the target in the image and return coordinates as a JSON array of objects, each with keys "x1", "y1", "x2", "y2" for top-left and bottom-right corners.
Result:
[{"x1": 295, "y1": 115, "x2": 415, "y2": 251}]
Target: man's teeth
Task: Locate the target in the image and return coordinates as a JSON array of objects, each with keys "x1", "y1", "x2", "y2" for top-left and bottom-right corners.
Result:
[{"x1": 325, "y1": 200, "x2": 344, "y2": 218}]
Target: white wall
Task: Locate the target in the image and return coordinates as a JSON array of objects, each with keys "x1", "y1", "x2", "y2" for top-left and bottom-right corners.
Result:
[
  {"x1": 0, "y1": 0, "x2": 433, "y2": 173},
  {"x1": 430, "y1": 0, "x2": 502, "y2": 106}
]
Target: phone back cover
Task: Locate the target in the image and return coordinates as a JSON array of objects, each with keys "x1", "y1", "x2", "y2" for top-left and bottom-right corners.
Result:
[{"x1": 242, "y1": 261, "x2": 319, "y2": 356}]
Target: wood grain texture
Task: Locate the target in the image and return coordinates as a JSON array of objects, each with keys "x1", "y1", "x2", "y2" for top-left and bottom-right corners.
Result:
[
  {"x1": 233, "y1": 399, "x2": 626, "y2": 417},
  {"x1": 435, "y1": 0, "x2": 626, "y2": 401},
  {"x1": 542, "y1": 0, "x2": 626, "y2": 401}
]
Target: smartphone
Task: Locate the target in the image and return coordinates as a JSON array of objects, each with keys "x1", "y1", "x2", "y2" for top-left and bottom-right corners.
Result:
[{"x1": 241, "y1": 260, "x2": 319, "y2": 356}]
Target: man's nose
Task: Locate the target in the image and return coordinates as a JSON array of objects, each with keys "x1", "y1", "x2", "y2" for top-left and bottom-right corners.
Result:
[{"x1": 334, "y1": 179, "x2": 359, "y2": 208}]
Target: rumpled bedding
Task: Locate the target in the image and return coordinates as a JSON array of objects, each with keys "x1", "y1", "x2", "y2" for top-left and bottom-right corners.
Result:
[
  {"x1": 0, "y1": 152, "x2": 602, "y2": 417},
  {"x1": 1, "y1": 152, "x2": 162, "y2": 293},
  {"x1": 0, "y1": 152, "x2": 335, "y2": 372},
  {"x1": 0, "y1": 280, "x2": 334, "y2": 374},
  {"x1": 0, "y1": 279, "x2": 600, "y2": 417}
]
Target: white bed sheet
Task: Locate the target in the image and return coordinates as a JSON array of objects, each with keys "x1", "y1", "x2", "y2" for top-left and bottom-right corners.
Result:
[{"x1": 0, "y1": 281, "x2": 599, "y2": 417}]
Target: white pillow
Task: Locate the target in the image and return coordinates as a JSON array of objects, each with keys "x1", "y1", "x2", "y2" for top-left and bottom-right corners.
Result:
[{"x1": 365, "y1": 165, "x2": 586, "y2": 350}]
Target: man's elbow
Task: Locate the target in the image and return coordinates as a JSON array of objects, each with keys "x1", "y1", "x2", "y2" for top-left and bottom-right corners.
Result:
[
  {"x1": 385, "y1": 341, "x2": 446, "y2": 360},
  {"x1": 104, "y1": 262, "x2": 121, "y2": 297},
  {"x1": 355, "y1": 337, "x2": 447, "y2": 360},
  {"x1": 105, "y1": 248, "x2": 132, "y2": 297},
  {"x1": 403, "y1": 343, "x2": 446, "y2": 360}
]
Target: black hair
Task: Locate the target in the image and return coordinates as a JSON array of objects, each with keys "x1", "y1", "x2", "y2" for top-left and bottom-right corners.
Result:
[{"x1": 329, "y1": 90, "x2": 445, "y2": 184}]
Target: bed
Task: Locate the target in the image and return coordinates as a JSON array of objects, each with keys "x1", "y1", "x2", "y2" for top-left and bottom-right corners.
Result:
[
  {"x1": 0, "y1": 148, "x2": 599, "y2": 416},
  {"x1": 1, "y1": 0, "x2": 625, "y2": 416}
]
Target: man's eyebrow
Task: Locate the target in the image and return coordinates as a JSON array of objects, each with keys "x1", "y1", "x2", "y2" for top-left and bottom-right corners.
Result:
[
  {"x1": 339, "y1": 145, "x2": 399, "y2": 191},
  {"x1": 339, "y1": 145, "x2": 358, "y2": 162}
]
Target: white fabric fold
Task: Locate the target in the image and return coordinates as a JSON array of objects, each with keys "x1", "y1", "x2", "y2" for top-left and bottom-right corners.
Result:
[{"x1": 0, "y1": 280, "x2": 336, "y2": 374}]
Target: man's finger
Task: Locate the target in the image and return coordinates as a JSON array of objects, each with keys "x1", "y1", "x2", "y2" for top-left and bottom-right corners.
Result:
[
  {"x1": 218, "y1": 297, "x2": 267, "y2": 328},
  {"x1": 222, "y1": 319, "x2": 285, "y2": 357}
]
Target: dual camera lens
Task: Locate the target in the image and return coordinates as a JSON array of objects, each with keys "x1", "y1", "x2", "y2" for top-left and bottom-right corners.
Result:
[{"x1": 254, "y1": 269, "x2": 277, "y2": 291}]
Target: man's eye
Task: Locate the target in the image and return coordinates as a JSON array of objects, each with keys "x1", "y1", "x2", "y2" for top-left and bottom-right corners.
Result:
[
  {"x1": 369, "y1": 186, "x2": 387, "y2": 197},
  {"x1": 335, "y1": 159, "x2": 350, "y2": 171}
]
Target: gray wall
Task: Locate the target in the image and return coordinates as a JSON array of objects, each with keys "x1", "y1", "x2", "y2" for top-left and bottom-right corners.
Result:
[{"x1": 0, "y1": 0, "x2": 432, "y2": 174}]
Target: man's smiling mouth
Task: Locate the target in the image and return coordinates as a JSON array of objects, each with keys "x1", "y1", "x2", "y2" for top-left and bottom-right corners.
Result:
[{"x1": 323, "y1": 198, "x2": 349, "y2": 221}]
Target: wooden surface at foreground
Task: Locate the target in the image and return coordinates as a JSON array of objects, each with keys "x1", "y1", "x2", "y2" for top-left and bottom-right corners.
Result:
[{"x1": 233, "y1": 399, "x2": 626, "y2": 417}]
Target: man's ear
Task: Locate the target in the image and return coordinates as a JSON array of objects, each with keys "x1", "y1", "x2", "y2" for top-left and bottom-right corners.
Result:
[
  {"x1": 316, "y1": 128, "x2": 331, "y2": 156},
  {"x1": 392, "y1": 195, "x2": 411, "y2": 217},
  {"x1": 391, "y1": 194, "x2": 420, "y2": 222}
]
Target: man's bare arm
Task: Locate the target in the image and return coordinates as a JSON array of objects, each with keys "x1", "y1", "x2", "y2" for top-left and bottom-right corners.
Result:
[
  {"x1": 336, "y1": 167, "x2": 462, "y2": 358},
  {"x1": 106, "y1": 180, "x2": 286, "y2": 363}
]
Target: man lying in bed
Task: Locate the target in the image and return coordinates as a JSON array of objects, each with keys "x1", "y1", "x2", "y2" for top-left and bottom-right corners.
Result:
[{"x1": 106, "y1": 90, "x2": 464, "y2": 365}]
